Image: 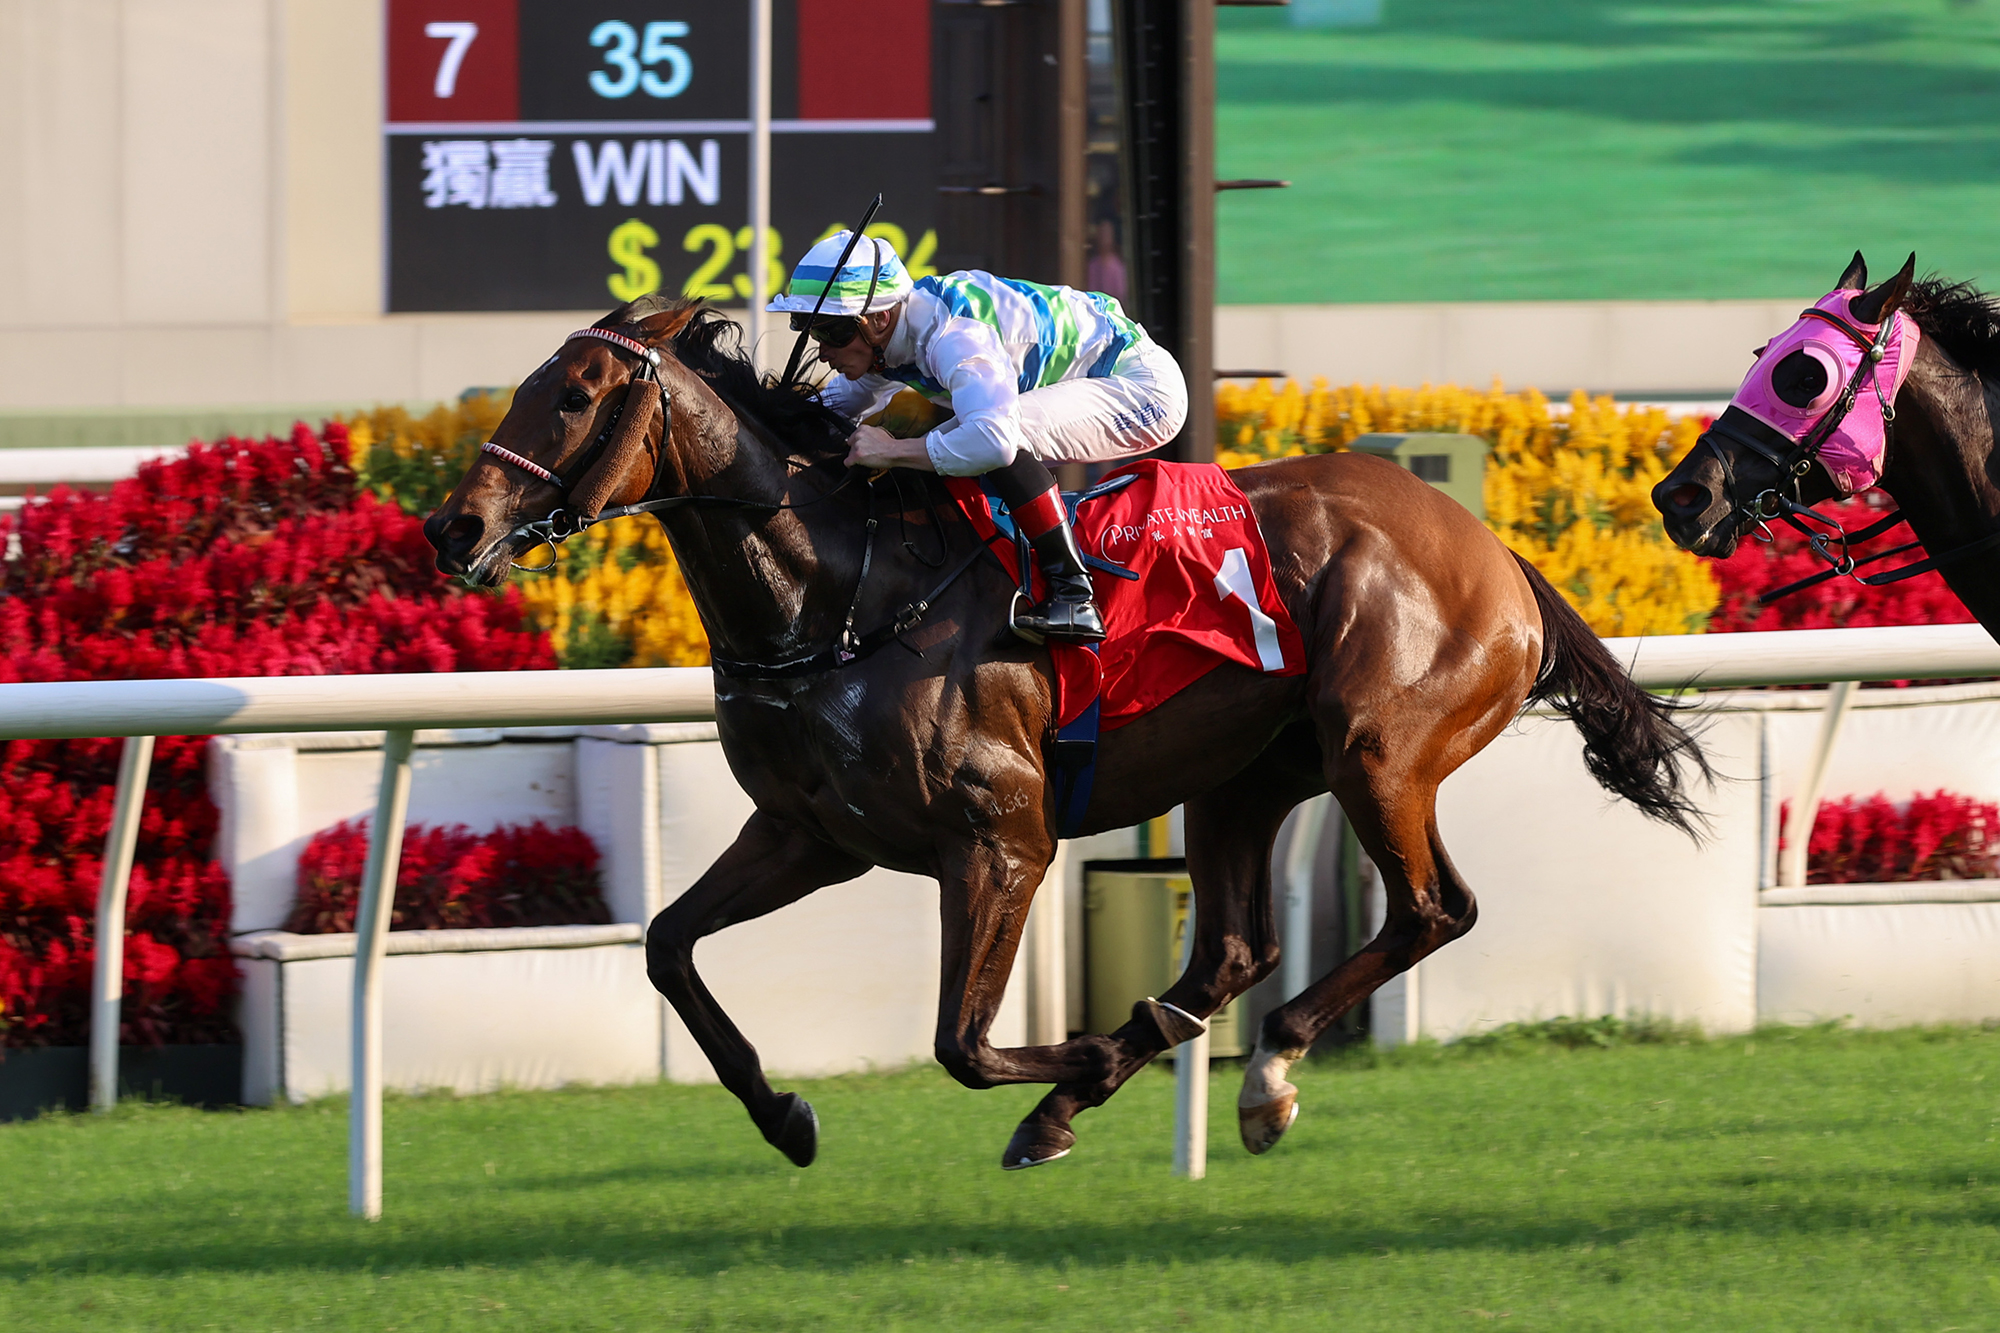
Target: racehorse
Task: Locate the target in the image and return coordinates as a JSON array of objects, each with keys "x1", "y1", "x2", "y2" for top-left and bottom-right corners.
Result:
[
  {"x1": 1653, "y1": 253, "x2": 2000, "y2": 636},
  {"x1": 425, "y1": 294, "x2": 1709, "y2": 1170}
]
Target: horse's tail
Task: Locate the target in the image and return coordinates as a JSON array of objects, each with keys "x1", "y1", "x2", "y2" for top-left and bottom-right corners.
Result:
[{"x1": 1512, "y1": 552, "x2": 1712, "y2": 838}]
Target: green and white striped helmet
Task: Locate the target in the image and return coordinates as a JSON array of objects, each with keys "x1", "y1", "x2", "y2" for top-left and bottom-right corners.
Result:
[{"x1": 766, "y1": 230, "x2": 913, "y2": 316}]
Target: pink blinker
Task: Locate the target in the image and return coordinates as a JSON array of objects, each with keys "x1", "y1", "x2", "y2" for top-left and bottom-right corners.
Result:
[{"x1": 1727, "y1": 288, "x2": 1921, "y2": 496}]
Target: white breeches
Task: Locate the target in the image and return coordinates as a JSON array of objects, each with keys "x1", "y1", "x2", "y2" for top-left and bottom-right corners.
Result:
[{"x1": 1013, "y1": 340, "x2": 1189, "y2": 468}]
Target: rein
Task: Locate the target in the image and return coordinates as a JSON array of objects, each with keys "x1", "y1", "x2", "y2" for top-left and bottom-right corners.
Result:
[
  {"x1": 481, "y1": 327, "x2": 856, "y2": 573},
  {"x1": 481, "y1": 324, "x2": 992, "y2": 678}
]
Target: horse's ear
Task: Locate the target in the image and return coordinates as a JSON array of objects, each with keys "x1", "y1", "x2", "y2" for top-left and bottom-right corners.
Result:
[
  {"x1": 600, "y1": 293, "x2": 699, "y2": 346},
  {"x1": 1850, "y1": 253, "x2": 1916, "y2": 325},
  {"x1": 1836, "y1": 250, "x2": 1867, "y2": 291},
  {"x1": 635, "y1": 305, "x2": 701, "y2": 344}
]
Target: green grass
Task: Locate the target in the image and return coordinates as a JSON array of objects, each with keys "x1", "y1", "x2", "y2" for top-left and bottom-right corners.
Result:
[
  {"x1": 1216, "y1": 0, "x2": 2000, "y2": 304},
  {"x1": 4, "y1": 1024, "x2": 1999, "y2": 1330}
]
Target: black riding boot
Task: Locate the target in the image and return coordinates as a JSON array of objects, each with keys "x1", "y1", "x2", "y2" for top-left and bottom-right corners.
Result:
[
  {"x1": 996, "y1": 452, "x2": 1120, "y2": 644},
  {"x1": 990, "y1": 454, "x2": 1105, "y2": 645},
  {"x1": 1013, "y1": 514, "x2": 1107, "y2": 645}
]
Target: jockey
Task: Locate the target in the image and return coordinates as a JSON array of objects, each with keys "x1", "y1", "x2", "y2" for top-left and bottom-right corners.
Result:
[{"x1": 768, "y1": 230, "x2": 1189, "y2": 644}]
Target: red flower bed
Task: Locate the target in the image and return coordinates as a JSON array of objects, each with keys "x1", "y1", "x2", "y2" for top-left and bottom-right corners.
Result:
[
  {"x1": 1706, "y1": 494, "x2": 1974, "y2": 634},
  {"x1": 1780, "y1": 790, "x2": 2000, "y2": 884},
  {"x1": 0, "y1": 426, "x2": 556, "y2": 1050},
  {"x1": 285, "y1": 819, "x2": 610, "y2": 934}
]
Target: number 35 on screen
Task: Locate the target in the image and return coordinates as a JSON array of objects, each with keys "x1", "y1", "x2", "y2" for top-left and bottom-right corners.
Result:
[{"x1": 590, "y1": 20, "x2": 691, "y2": 100}]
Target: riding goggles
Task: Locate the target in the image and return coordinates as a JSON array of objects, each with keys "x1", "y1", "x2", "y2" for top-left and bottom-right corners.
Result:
[{"x1": 790, "y1": 313, "x2": 862, "y2": 346}]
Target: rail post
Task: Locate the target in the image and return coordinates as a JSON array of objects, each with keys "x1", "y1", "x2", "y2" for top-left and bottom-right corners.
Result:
[
  {"x1": 1779, "y1": 681, "x2": 1858, "y2": 888},
  {"x1": 1281, "y1": 794, "x2": 1332, "y2": 1003},
  {"x1": 89, "y1": 734, "x2": 155, "y2": 1112},
  {"x1": 1171, "y1": 889, "x2": 1208, "y2": 1179},
  {"x1": 350, "y1": 728, "x2": 415, "y2": 1220}
]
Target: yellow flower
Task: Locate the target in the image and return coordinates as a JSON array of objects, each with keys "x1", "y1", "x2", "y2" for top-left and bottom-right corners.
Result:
[
  {"x1": 345, "y1": 373, "x2": 1720, "y2": 668},
  {"x1": 340, "y1": 397, "x2": 711, "y2": 668},
  {"x1": 1212, "y1": 379, "x2": 1718, "y2": 635}
]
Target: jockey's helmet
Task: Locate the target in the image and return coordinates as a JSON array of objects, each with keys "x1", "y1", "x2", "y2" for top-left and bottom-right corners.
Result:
[{"x1": 766, "y1": 230, "x2": 913, "y2": 318}]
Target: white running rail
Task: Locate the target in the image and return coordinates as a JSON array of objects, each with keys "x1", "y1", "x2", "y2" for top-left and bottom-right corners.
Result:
[
  {"x1": 0, "y1": 667, "x2": 711, "y2": 1219},
  {"x1": 1, "y1": 622, "x2": 1993, "y2": 1209}
]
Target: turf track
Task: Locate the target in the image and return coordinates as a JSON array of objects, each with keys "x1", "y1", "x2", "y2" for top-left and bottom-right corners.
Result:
[
  {"x1": 3, "y1": 1023, "x2": 1997, "y2": 1330},
  {"x1": 1217, "y1": 0, "x2": 2000, "y2": 304}
]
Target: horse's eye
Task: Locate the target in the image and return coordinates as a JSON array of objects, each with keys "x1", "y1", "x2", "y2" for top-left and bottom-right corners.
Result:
[
  {"x1": 560, "y1": 389, "x2": 591, "y2": 414},
  {"x1": 1770, "y1": 350, "x2": 1829, "y2": 409}
]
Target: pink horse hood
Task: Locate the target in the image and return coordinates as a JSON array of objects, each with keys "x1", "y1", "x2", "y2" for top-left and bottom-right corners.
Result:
[{"x1": 1729, "y1": 288, "x2": 1921, "y2": 496}]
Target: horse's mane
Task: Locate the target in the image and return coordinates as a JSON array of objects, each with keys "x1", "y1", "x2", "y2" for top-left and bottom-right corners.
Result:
[
  {"x1": 1904, "y1": 276, "x2": 2000, "y2": 380},
  {"x1": 597, "y1": 294, "x2": 853, "y2": 459}
]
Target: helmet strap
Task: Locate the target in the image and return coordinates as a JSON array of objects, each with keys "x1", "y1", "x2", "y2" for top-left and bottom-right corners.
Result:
[{"x1": 855, "y1": 239, "x2": 893, "y2": 374}]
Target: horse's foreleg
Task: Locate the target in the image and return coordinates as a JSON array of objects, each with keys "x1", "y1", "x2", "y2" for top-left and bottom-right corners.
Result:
[
  {"x1": 645, "y1": 810, "x2": 870, "y2": 1166},
  {"x1": 926, "y1": 837, "x2": 1125, "y2": 1099},
  {"x1": 1237, "y1": 765, "x2": 1476, "y2": 1155},
  {"x1": 1001, "y1": 774, "x2": 1307, "y2": 1170}
]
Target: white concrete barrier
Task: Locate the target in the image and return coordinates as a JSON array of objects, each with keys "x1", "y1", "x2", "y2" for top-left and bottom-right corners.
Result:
[
  {"x1": 209, "y1": 723, "x2": 1030, "y2": 1101},
  {"x1": 1370, "y1": 681, "x2": 2000, "y2": 1044}
]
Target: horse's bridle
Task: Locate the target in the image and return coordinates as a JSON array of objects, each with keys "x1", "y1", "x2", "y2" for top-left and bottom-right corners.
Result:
[
  {"x1": 477, "y1": 327, "x2": 679, "y2": 572},
  {"x1": 474, "y1": 323, "x2": 996, "y2": 676},
  {"x1": 1702, "y1": 306, "x2": 1933, "y2": 603},
  {"x1": 479, "y1": 326, "x2": 857, "y2": 575},
  {"x1": 1705, "y1": 306, "x2": 2000, "y2": 603},
  {"x1": 1712, "y1": 306, "x2": 1896, "y2": 552}
]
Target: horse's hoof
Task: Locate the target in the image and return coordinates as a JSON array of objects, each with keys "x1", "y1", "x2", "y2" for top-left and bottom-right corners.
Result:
[
  {"x1": 1134, "y1": 997, "x2": 1208, "y2": 1047},
  {"x1": 1238, "y1": 1089, "x2": 1299, "y2": 1156},
  {"x1": 761, "y1": 1092, "x2": 819, "y2": 1167},
  {"x1": 1000, "y1": 1121, "x2": 1076, "y2": 1170}
]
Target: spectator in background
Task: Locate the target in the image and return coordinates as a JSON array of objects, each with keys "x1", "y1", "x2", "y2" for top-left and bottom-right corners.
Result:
[{"x1": 1086, "y1": 217, "x2": 1128, "y2": 307}]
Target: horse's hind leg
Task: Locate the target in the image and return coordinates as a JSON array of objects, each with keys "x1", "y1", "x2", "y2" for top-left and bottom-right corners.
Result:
[
  {"x1": 645, "y1": 810, "x2": 870, "y2": 1167},
  {"x1": 1237, "y1": 762, "x2": 1477, "y2": 1155},
  {"x1": 1002, "y1": 765, "x2": 1315, "y2": 1168}
]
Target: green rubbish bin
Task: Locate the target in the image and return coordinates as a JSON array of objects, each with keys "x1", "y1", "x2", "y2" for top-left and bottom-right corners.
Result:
[
  {"x1": 1347, "y1": 432, "x2": 1490, "y2": 520},
  {"x1": 1083, "y1": 859, "x2": 1246, "y2": 1058}
]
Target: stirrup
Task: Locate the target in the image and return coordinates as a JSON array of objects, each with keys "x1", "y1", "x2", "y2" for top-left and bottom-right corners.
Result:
[
  {"x1": 1009, "y1": 591, "x2": 1106, "y2": 645},
  {"x1": 1008, "y1": 589, "x2": 1048, "y2": 646}
]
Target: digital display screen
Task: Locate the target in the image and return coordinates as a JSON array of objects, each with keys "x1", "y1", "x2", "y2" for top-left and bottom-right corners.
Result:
[{"x1": 384, "y1": 0, "x2": 938, "y2": 312}]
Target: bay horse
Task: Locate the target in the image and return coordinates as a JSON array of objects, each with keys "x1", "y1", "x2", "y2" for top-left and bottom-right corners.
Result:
[
  {"x1": 425, "y1": 294, "x2": 1707, "y2": 1170},
  {"x1": 1654, "y1": 252, "x2": 2000, "y2": 637}
]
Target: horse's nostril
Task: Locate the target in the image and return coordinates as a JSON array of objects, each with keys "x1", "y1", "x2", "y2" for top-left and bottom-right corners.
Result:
[
  {"x1": 1667, "y1": 484, "x2": 1707, "y2": 513},
  {"x1": 439, "y1": 514, "x2": 484, "y2": 553}
]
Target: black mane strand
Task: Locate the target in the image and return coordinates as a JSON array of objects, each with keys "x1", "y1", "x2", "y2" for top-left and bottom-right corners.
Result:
[
  {"x1": 600, "y1": 295, "x2": 852, "y2": 460},
  {"x1": 1905, "y1": 277, "x2": 2000, "y2": 381}
]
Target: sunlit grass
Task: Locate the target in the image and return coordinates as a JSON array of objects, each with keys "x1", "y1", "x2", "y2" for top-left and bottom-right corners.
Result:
[
  {"x1": 1217, "y1": 0, "x2": 2000, "y2": 303},
  {"x1": 3, "y1": 1023, "x2": 1997, "y2": 1330}
]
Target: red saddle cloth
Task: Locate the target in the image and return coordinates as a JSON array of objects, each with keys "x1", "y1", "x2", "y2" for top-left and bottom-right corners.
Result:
[{"x1": 946, "y1": 459, "x2": 1306, "y2": 730}]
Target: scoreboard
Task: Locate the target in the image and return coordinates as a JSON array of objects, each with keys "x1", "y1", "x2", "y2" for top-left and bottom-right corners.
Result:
[{"x1": 385, "y1": 0, "x2": 938, "y2": 312}]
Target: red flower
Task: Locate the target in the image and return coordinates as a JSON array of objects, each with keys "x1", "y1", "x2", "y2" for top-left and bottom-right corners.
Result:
[
  {"x1": 0, "y1": 424, "x2": 559, "y2": 1048},
  {"x1": 1779, "y1": 790, "x2": 2000, "y2": 883},
  {"x1": 284, "y1": 819, "x2": 608, "y2": 934}
]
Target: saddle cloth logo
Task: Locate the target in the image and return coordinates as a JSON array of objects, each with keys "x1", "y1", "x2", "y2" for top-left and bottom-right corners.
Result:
[{"x1": 948, "y1": 459, "x2": 1306, "y2": 730}]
